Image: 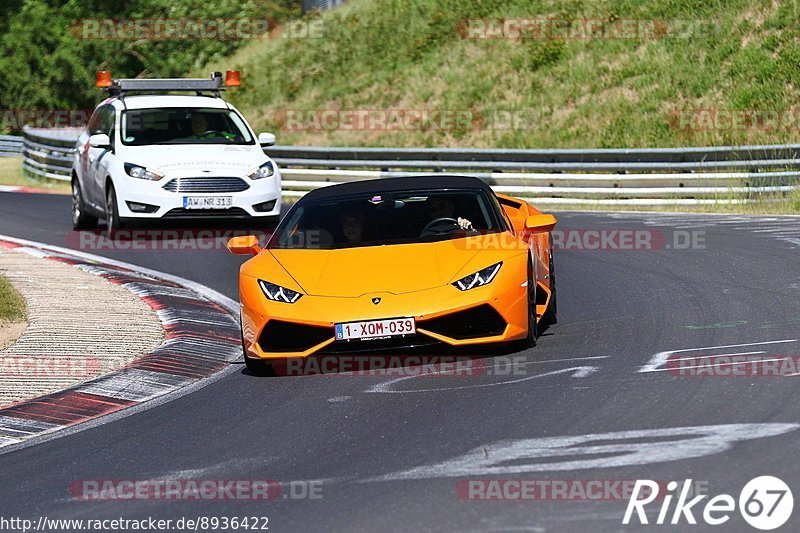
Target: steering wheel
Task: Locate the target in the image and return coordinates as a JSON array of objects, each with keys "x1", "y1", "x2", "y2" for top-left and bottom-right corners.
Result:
[
  {"x1": 420, "y1": 217, "x2": 459, "y2": 236},
  {"x1": 197, "y1": 129, "x2": 224, "y2": 138}
]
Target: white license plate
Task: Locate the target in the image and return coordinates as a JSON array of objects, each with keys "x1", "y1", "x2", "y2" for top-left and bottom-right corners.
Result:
[
  {"x1": 335, "y1": 317, "x2": 416, "y2": 341},
  {"x1": 183, "y1": 196, "x2": 233, "y2": 210}
]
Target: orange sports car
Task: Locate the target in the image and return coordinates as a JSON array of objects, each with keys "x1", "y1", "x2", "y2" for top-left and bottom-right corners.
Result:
[{"x1": 228, "y1": 176, "x2": 557, "y2": 373}]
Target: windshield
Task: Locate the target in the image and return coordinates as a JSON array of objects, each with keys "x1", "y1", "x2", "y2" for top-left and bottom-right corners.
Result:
[
  {"x1": 120, "y1": 107, "x2": 254, "y2": 146},
  {"x1": 270, "y1": 189, "x2": 507, "y2": 250}
]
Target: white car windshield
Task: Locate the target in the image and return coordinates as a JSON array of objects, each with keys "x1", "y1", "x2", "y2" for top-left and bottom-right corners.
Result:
[{"x1": 120, "y1": 107, "x2": 254, "y2": 146}]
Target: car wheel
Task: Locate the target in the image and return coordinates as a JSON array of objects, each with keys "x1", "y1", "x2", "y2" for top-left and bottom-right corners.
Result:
[
  {"x1": 241, "y1": 331, "x2": 273, "y2": 376},
  {"x1": 71, "y1": 179, "x2": 97, "y2": 230},
  {"x1": 105, "y1": 184, "x2": 126, "y2": 236},
  {"x1": 543, "y1": 239, "x2": 558, "y2": 325},
  {"x1": 525, "y1": 257, "x2": 538, "y2": 347},
  {"x1": 244, "y1": 354, "x2": 274, "y2": 376}
]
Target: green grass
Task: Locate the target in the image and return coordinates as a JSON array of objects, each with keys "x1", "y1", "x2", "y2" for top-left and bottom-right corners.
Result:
[
  {"x1": 200, "y1": 0, "x2": 800, "y2": 213},
  {"x1": 0, "y1": 157, "x2": 70, "y2": 193},
  {"x1": 0, "y1": 274, "x2": 25, "y2": 324},
  {"x1": 206, "y1": 0, "x2": 800, "y2": 151}
]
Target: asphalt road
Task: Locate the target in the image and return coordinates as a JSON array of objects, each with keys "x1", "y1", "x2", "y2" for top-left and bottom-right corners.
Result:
[{"x1": 2, "y1": 191, "x2": 800, "y2": 532}]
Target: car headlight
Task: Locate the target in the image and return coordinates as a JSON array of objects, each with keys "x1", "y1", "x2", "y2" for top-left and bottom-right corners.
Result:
[
  {"x1": 452, "y1": 262, "x2": 502, "y2": 291},
  {"x1": 258, "y1": 279, "x2": 303, "y2": 303},
  {"x1": 247, "y1": 161, "x2": 275, "y2": 180},
  {"x1": 124, "y1": 163, "x2": 163, "y2": 181}
]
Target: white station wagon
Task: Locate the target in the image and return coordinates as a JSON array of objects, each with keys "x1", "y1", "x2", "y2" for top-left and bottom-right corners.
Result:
[{"x1": 71, "y1": 71, "x2": 281, "y2": 231}]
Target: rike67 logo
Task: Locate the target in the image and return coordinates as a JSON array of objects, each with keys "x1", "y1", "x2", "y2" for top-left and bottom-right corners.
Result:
[{"x1": 624, "y1": 476, "x2": 793, "y2": 530}]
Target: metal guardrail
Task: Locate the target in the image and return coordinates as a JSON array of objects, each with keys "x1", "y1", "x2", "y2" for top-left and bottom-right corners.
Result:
[
  {"x1": 266, "y1": 144, "x2": 800, "y2": 165},
  {"x1": 0, "y1": 135, "x2": 24, "y2": 157},
  {"x1": 267, "y1": 145, "x2": 800, "y2": 205},
  {"x1": 302, "y1": 0, "x2": 347, "y2": 14},
  {"x1": 17, "y1": 128, "x2": 78, "y2": 182},
  {"x1": 14, "y1": 127, "x2": 800, "y2": 206}
]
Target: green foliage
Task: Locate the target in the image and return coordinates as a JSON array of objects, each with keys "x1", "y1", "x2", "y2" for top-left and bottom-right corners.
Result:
[
  {"x1": 6, "y1": 0, "x2": 800, "y2": 165},
  {"x1": 200, "y1": 0, "x2": 800, "y2": 155},
  {"x1": 527, "y1": 40, "x2": 565, "y2": 72},
  {"x1": 0, "y1": 274, "x2": 25, "y2": 324},
  {"x1": 0, "y1": 0, "x2": 299, "y2": 128}
]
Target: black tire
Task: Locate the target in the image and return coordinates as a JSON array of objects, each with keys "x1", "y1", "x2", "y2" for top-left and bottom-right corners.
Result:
[
  {"x1": 244, "y1": 354, "x2": 273, "y2": 376},
  {"x1": 241, "y1": 331, "x2": 273, "y2": 376},
  {"x1": 543, "y1": 240, "x2": 558, "y2": 325},
  {"x1": 525, "y1": 257, "x2": 538, "y2": 347},
  {"x1": 105, "y1": 183, "x2": 127, "y2": 236},
  {"x1": 71, "y1": 179, "x2": 97, "y2": 230}
]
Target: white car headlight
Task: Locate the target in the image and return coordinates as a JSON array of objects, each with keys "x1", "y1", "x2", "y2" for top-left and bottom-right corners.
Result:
[
  {"x1": 247, "y1": 161, "x2": 275, "y2": 180},
  {"x1": 452, "y1": 262, "x2": 502, "y2": 291},
  {"x1": 259, "y1": 279, "x2": 303, "y2": 303},
  {"x1": 124, "y1": 163, "x2": 163, "y2": 181}
]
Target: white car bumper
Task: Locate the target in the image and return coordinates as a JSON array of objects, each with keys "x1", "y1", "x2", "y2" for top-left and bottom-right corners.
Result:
[{"x1": 113, "y1": 172, "x2": 282, "y2": 219}]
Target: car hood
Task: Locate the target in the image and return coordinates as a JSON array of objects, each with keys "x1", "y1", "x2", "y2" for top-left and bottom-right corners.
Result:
[
  {"x1": 265, "y1": 235, "x2": 524, "y2": 297},
  {"x1": 121, "y1": 144, "x2": 267, "y2": 175}
]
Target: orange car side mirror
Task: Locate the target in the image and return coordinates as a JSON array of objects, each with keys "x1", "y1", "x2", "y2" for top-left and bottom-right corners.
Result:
[
  {"x1": 227, "y1": 235, "x2": 262, "y2": 256},
  {"x1": 524, "y1": 214, "x2": 557, "y2": 234}
]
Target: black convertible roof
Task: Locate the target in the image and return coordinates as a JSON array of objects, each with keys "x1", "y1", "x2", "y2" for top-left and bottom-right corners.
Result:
[{"x1": 300, "y1": 175, "x2": 494, "y2": 202}]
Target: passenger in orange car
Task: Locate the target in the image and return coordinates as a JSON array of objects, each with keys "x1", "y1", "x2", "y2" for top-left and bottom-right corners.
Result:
[{"x1": 340, "y1": 210, "x2": 366, "y2": 244}]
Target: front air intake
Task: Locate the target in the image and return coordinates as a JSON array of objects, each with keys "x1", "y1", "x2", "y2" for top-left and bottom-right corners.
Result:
[
  {"x1": 421, "y1": 305, "x2": 507, "y2": 340},
  {"x1": 258, "y1": 320, "x2": 332, "y2": 353}
]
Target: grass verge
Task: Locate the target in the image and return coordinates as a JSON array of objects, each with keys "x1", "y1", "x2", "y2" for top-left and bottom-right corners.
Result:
[
  {"x1": 203, "y1": 0, "x2": 800, "y2": 214},
  {"x1": 208, "y1": 0, "x2": 800, "y2": 150},
  {"x1": 0, "y1": 157, "x2": 70, "y2": 194},
  {"x1": 0, "y1": 274, "x2": 26, "y2": 324}
]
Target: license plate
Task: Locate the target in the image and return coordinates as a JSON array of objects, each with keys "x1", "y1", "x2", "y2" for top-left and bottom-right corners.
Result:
[
  {"x1": 182, "y1": 196, "x2": 233, "y2": 210},
  {"x1": 335, "y1": 317, "x2": 416, "y2": 341}
]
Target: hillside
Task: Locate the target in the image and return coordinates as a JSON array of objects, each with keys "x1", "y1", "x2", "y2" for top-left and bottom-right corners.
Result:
[
  {"x1": 207, "y1": 0, "x2": 800, "y2": 149},
  {"x1": 0, "y1": 0, "x2": 298, "y2": 124}
]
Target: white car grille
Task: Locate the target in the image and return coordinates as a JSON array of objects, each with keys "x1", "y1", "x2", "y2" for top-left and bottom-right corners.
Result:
[{"x1": 162, "y1": 177, "x2": 250, "y2": 193}]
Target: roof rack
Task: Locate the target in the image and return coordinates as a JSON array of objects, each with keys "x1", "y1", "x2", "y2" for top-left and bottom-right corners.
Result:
[{"x1": 97, "y1": 71, "x2": 240, "y2": 98}]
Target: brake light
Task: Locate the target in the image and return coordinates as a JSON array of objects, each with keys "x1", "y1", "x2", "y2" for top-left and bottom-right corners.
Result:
[
  {"x1": 96, "y1": 70, "x2": 112, "y2": 88},
  {"x1": 225, "y1": 70, "x2": 241, "y2": 87}
]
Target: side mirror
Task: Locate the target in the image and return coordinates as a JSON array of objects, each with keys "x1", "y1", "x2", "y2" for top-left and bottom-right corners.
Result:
[
  {"x1": 258, "y1": 132, "x2": 276, "y2": 147},
  {"x1": 88, "y1": 133, "x2": 111, "y2": 149},
  {"x1": 227, "y1": 235, "x2": 262, "y2": 256},
  {"x1": 524, "y1": 214, "x2": 557, "y2": 234}
]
